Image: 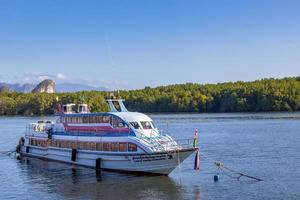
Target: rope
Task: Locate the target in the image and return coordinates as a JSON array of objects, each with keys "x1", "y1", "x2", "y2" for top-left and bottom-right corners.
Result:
[
  {"x1": 199, "y1": 150, "x2": 263, "y2": 181},
  {"x1": 176, "y1": 148, "x2": 182, "y2": 185},
  {"x1": 0, "y1": 150, "x2": 15, "y2": 154}
]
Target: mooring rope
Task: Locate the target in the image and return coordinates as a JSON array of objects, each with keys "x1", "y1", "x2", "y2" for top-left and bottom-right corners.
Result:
[
  {"x1": 0, "y1": 150, "x2": 15, "y2": 154},
  {"x1": 199, "y1": 150, "x2": 263, "y2": 181}
]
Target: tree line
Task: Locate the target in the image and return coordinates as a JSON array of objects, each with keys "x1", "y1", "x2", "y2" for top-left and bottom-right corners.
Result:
[{"x1": 0, "y1": 77, "x2": 299, "y2": 115}]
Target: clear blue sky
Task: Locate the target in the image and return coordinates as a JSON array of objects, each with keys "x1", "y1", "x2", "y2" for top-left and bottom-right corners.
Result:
[{"x1": 0, "y1": 0, "x2": 299, "y2": 89}]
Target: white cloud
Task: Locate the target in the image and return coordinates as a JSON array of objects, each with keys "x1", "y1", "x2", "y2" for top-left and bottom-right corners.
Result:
[
  {"x1": 14, "y1": 72, "x2": 69, "y2": 84},
  {"x1": 56, "y1": 73, "x2": 68, "y2": 80}
]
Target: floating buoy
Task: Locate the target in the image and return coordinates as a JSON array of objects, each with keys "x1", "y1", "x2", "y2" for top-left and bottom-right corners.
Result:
[{"x1": 214, "y1": 174, "x2": 220, "y2": 182}]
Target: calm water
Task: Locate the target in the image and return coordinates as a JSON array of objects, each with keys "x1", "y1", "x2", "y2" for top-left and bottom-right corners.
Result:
[{"x1": 1, "y1": 113, "x2": 300, "y2": 200}]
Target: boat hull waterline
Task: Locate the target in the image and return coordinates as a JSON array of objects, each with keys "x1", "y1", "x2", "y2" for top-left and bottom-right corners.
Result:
[{"x1": 20, "y1": 146, "x2": 196, "y2": 175}]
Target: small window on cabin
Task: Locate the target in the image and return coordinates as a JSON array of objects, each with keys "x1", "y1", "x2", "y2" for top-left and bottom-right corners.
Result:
[
  {"x1": 69, "y1": 141, "x2": 73, "y2": 148},
  {"x1": 83, "y1": 116, "x2": 89, "y2": 123},
  {"x1": 94, "y1": 116, "x2": 98, "y2": 123},
  {"x1": 128, "y1": 143, "x2": 137, "y2": 152},
  {"x1": 77, "y1": 142, "x2": 83, "y2": 150},
  {"x1": 119, "y1": 143, "x2": 127, "y2": 152},
  {"x1": 90, "y1": 142, "x2": 96, "y2": 150},
  {"x1": 140, "y1": 121, "x2": 152, "y2": 130},
  {"x1": 106, "y1": 116, "x2": 112, "y2": 123},
  {"x1": 71, "y1": 117, "x2": 77, "y2": 123},
  {"x1": 130, "y1": 122, "x2": 141, "y2": 130},
  {"x1": 62, "y1": 141, "x2": 66, "y2": 148},
  {"x1": 111, "y1": 143, "x2": 119, "y2": 152},
  {"x1": 89, "y1": 116, "x2": 94, "y2": 123},
  {"x1": 65, "y1": 141, "x2": 70, "y2": 148},
  {"x1": 103, "y1": 143, "x2": 111, "y2": 151},
  {"x1": 96, "y1": 116, "x2": 101, "y2": 123},
  {"x1": 96, "y1": 142, "x2": 103, "y2": 151},
  {"x1": 113, "y1": 117, "x2": 127, "y2": 128},
  {"x1": 68, "y1": 117, "x2": 72, "y2": 123}
]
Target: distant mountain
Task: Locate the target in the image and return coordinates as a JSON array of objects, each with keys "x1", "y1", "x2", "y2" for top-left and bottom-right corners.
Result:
[
  {"x1": 32, "y1": 79, "x2": 56, "y2": 93},
  {"x1": 0, "y1": 81, "x2": 108, "y2": 93},
  {"x1": 56, "y1": 83, "x2": 108, "y2": 92},
  {"x1": 0, "y1": 82, "x2": 35, "y2": 93},
  {"x1": 0, "y1": 85, "x2": 13, "y2": 92}
]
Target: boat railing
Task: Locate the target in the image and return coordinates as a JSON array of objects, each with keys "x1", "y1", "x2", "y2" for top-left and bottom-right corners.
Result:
[
  {"x1": 133, "y1": 129, "x2": 195, "y2": 151},
  {"x1": 25, "y1": 122, "x2": 52, "y2": 136}
]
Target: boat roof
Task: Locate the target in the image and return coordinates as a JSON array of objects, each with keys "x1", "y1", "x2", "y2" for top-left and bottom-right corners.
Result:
[
  {"x1": 109, "y1": 112, "x2": 153, "y2": 122},
  {"x1": 60, "y1": 99, "x2": 153, "y2": 122}
]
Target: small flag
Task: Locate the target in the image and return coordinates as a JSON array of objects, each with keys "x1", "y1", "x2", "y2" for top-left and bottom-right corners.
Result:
[{"x1": 193, "y1": 128, "x2": 198, "y2": 148}]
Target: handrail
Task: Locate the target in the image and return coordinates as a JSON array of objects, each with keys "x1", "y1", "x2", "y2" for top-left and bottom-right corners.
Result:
[{"x1": 132, "y1": 128, "x2": 194, "y2": 152}]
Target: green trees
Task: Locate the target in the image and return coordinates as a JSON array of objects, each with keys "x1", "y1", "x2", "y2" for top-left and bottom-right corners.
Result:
[{"x1": 0, "y1": 76, "x2": 299, "y2": 115}]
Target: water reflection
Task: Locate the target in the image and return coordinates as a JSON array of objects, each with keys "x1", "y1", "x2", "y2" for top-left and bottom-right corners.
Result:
[
  {"x1": 194, "y1": 186, "x2": 202, "y2": 200},
  {"x1": 19, "y1": 157, "x2": 184, "y2": 200}
]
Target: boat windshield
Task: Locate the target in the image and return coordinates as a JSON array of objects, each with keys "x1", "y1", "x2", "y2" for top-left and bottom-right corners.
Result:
[
  {"x1": 150, "y1": 121, "x2": 157, "y2": 129},
  {"x1": 130, "y1": 122, "x2": 141, "y2": 129},
  {"x1": 140, "y1": 121, "x2": 152, "y2": 130}
]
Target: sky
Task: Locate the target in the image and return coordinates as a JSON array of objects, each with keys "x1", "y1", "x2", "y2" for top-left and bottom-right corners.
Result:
[{"x1": 0, "y1": 0, "x2": 299, "y2": 89}]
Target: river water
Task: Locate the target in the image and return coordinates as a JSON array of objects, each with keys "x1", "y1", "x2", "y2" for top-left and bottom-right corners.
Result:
[{"x1": 0, "y1": 113, "x2": 300, "y2": 200}]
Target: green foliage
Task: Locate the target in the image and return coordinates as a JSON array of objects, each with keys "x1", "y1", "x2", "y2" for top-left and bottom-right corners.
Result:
[{"x1": 0, "y1": 77, "x2": 299, "y2": 115}]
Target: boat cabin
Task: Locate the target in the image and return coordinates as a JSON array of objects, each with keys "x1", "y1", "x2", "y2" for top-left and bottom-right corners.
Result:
[
  {"x1": 63, "y1": 104, "x2": 90, "y2": 114},
  {"x1": 57, "y1": 100, "x2": 160, "y2": 138}
]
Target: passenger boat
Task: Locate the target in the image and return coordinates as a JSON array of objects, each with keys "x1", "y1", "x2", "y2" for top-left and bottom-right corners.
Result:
[{"x1": 17, "y1": 99, "x2": 197, "y2": 175}]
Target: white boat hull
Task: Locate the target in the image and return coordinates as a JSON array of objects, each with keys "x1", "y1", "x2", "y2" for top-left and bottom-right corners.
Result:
[{"x1": 20, "y1": 146, "x2": 196, "y2": 175}]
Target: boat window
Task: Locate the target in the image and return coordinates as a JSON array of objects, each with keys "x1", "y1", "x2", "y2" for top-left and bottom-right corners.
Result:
[
  {"x1": 111, "y1": 143, "x2": 119, "y2": 152},
  {"x1": 77, "y1": 117, "x2": 83, "y2": 123},
  {"x1": 103, "y1": 142, "x2": 111, "y2": 151},
  {"x1": 67, "y1": 117, "x2": 72, "y2": 123},
  {"x1": 82, "y1": 116, "x2": 88, "y2": 123},
  {"x1": 71, "y1": 117, "x2": 77, "y2": 123},
  {"x1": 128, "y1": 143, "x2": 137, "y2": 152},
  {"x1": 92, "y1": 142, "x2": 97, "y2": 150},
  {"x1": 140, "y1": 121, "x2": 152, "y2": 129},
  {"x1": 113, "y1": 117, "x2": 127, "y2": 128},
  {"x1": 119, "y1": 143, "x2": 127, "y2": 152},
  {"x1": 150, "y1": 121, "x2": 157, "y2": 129},
  {"x1": 71, "y1": 141, "x2": 76, "y2": 149},
  {"x1": 130, "y1": 122, "x2": 141, "y2": 129},
  {"x1": 77, "y1": 142, "x2": 84, "y2": 150},
  {"x1": 96, "y1": 143, "x2": 103, "y2": 151}
]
